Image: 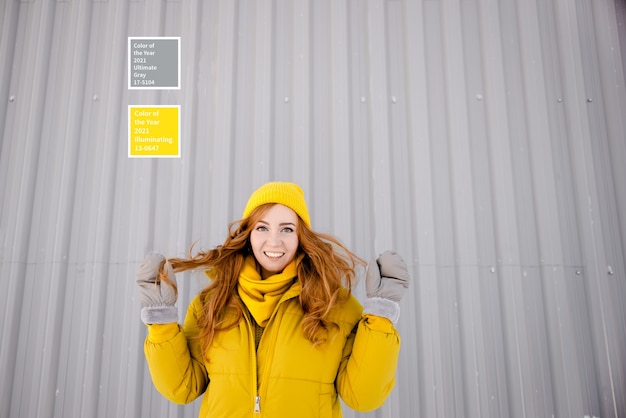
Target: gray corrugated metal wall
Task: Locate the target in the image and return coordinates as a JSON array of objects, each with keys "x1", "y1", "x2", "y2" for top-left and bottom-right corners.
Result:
[{"x1": 1, "y1": 0, "x2": 625, "y2": 417}]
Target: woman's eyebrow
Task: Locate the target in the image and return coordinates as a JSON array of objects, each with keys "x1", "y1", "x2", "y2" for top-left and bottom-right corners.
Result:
[{"x1": 256, "y1": 220, "x2": 296, "y2": 227}]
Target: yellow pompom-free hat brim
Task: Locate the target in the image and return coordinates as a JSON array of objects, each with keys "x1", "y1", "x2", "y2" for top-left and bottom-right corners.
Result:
[{"x1": 242, "y1": 182, "x2": 311, "y2": 228}]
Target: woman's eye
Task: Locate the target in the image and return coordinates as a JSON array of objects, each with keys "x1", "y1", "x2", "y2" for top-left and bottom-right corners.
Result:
[
  {"x1": 281, "y1": 227, "x2": 294, "y2": 233},
  {"x1": 256, "y1": 226, "x2": 268, "y2": 232}
]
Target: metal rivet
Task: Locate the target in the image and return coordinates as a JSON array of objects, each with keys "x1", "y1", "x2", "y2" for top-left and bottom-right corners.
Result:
[
  {"x1": 608, "y1": 265, "x2": 614, "y2": 275},
  {"x1": 476, "y1": 94, "x2": 483, "y2": 101},
  {"x1": 490, "y1": 267, "x2": 495, "y2": 273},
  {"x1": 557, "y1": 98, "x2": 563, "y2": 103},
  {"x1": 93, "y1": 95, "x2": 99, "y2": 101},
  {"x1": 576, "y1": 270, "x2": 581, "y2": 275},
  {"x1": 361, "y1": 96, "x2": 366, "y2": 103},
  {"x1": 284, "y1": 97, "x2": 289, "y2": 103},
  {"x1": 9, "y1": 96, "x2": 15, "y2": 102},
  {"x1": 391, "y1": 96, "x2": 397, "y2": 103},
  {"x1": 586, "y1": 98, "x2": 592, "y2": 103}
]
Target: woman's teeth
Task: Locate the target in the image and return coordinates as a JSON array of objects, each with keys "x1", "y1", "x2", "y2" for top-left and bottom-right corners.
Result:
[{"x1": 264, "y1": 252, "x2": 284, "y2": 258}]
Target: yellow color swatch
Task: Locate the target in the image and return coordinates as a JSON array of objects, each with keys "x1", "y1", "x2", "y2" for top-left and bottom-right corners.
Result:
[{"x1": 129, "y1": 106, "x2": 180, "y2": 157}]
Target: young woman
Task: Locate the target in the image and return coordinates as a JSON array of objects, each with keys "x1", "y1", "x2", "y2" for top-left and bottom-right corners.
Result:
[{"x1": 136, "y1": 181, "x2": 409, "y2": 417}]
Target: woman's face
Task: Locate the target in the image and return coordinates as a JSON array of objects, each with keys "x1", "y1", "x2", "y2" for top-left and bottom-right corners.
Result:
[{"x1": 250, "y1": 204, "x2": 299, "y2": 278}]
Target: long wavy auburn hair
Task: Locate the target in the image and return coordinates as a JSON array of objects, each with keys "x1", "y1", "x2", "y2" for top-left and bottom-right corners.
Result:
[{"x1": 159, "y1": 203, "x2": 365, "y2": 354}]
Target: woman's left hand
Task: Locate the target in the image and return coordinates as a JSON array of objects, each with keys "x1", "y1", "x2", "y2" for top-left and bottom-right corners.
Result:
[
  {"x1": 362, "y1": 251, "x2": 410, "y2": 324},
  {"x1": 365, "y1": 250, "x2": 410, "y2": 302}
]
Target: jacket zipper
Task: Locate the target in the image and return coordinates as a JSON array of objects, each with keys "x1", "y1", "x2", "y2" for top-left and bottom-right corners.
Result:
[
  {"x1": 247, "y1": 286, "x2": 298, "y2": 415},
  {"x1": 254, "y1": 395, "x2": 261, "y2": 414},
  {"x1": 254, "y1": 291, "x2": 295, "y2": 416},
  {"x1": 244, "y1": 311, "x2": 261, "y2": 415}
]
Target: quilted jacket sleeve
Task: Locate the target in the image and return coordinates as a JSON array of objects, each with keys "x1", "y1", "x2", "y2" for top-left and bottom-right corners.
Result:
[
  {"x1": 144, "y1": 296, "x2": 208, "y2": 404},
  {"x1": 335, "y1": 312, "x2": 401, "y2": 412}
]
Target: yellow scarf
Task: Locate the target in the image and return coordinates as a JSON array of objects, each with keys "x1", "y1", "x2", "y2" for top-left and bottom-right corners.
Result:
[{"x1": 237, "y1": 255, "x2": 297, "y2": 327}]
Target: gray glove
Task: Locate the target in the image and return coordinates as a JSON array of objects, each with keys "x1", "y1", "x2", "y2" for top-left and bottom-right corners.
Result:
[
  {"x1": 136, "y1": 252, "x2": 178, "y2": 324},
  {"x1": 366, "y1": 250, "x2": 410, "y2": 301},
  {"x1": 363, "y1": 250, "x2": 410, "y2": 324}
]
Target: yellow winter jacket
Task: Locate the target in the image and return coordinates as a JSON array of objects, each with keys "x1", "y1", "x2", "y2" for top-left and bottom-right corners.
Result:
[{"x1": 144, "y1": 282, "x2": 400, "y2": 417}]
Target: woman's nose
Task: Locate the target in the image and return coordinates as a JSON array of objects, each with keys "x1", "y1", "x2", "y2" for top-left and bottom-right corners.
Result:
[{"x1": 266, "y1": 231, "x2": 281, "y2": 245}]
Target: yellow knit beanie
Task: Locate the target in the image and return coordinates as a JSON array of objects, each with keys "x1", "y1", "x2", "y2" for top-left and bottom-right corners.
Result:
[{"x1": 242, "y1": 182, "x2": 311, "y2": 228}]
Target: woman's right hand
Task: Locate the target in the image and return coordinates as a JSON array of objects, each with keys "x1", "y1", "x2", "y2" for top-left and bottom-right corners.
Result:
[{"x1": 136, "y1": 252, "x2": 179, "y2": 324}]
